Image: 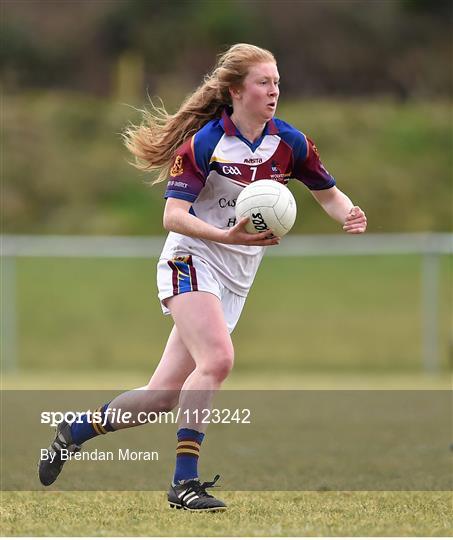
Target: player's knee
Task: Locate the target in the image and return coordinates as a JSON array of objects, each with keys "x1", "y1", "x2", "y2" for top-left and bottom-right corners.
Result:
[{"x1": 202, "y1": 345, "x2": 234, "y2": 381}]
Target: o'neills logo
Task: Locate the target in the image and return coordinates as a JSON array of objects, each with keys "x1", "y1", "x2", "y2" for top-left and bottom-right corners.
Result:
[
  {"x1": 170, "y1": 156, "x2": 184, "y2": 176},
  {"x1": 244, "y1": 158, "x2": 262, "y2": 164}
]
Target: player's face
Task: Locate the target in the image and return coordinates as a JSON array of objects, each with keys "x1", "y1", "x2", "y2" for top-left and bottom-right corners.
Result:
[{"x1": 236, "y1": 62, "x2": 280, "y2": 122}]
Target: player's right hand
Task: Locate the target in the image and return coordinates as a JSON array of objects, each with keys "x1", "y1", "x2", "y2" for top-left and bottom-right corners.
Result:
[{"x1": 223, "y1": 217, "x2": 281, "y2": 246}]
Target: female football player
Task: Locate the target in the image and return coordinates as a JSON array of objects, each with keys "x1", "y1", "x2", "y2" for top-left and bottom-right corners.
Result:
[{"x1": 39, "y1": 43, "x2": 367, "y2": 511}]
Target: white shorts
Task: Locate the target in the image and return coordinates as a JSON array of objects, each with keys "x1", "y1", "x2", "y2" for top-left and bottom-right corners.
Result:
[{"x1": 157, "y1": 255, "x2": 247, "y2": 334}]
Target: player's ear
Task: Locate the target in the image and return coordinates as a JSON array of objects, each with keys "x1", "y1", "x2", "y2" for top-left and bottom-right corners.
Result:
[{"x1": 229, "y1": 85, "x2": 242, "y2": 100}]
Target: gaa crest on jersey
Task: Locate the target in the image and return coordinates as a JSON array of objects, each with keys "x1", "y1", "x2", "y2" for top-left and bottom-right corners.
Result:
[
  {"x1": 221, "y1": 165, "x2": 241, "y2": 176},
  {"x1": 170, "y1": 156, "x2": 184, "y2": 177}
]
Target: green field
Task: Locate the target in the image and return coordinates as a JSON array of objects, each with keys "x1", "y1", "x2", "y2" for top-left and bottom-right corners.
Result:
[
  {"x1": 8, "y1": 253, "x2": 452, "y2": 374},
  {"x1": 2, "y1": 253, "x2": 452, "y2": 536},
  {"x1": 2, "y1": 367, "x2": 452, "y2": 537},
  {"x1": 2, "y1": 370, "x2": 451, "y2": 536},
  {"x1": 2, "y1": 491, "x2": 451, "y2": 536}
]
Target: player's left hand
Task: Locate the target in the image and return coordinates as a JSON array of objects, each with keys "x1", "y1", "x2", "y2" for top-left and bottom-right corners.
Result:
[{"x1": 343, "y1": 206, "x2": 367, "y2": 234}]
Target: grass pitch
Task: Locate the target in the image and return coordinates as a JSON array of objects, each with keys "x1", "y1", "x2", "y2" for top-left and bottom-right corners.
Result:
[
  {"x1": 2, "y1": 253, "x2": 452, "y2": 536},
  {"x1": 2, "y1": 491, "x2": 451, "y2": 536},
  {"x1": 2, "y1": 370, "x2": 452, "y2": 536}
]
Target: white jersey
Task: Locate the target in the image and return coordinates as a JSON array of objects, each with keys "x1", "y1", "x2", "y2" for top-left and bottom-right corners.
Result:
[{"x1": 160, "y1": 109, "x2": 335, "y2": 296}]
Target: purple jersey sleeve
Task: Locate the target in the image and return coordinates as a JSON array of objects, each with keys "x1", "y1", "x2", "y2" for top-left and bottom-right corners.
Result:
[
  {"x1": 164, "y1": 137, "x2": 206, "y2": 202},
  {"x1": 293, "y1": 136, "x2": 336, "y2": 190}
]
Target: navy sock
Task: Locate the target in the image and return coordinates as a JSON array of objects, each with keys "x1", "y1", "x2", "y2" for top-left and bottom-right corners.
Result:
[
  {"x1": 70, "y1": 403, "x2": 115, "y2": 445},
  {"x1": 173, "y1": 428, "x2": 205, "y2": 485}
]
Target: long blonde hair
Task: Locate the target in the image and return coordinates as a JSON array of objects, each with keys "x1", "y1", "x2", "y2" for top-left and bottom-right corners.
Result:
[{"x1": 124, "y1": 43, "x2": 275, "y2": 183}]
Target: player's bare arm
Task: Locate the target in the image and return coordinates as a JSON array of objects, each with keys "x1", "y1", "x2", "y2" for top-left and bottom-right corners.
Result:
[
  {"x1": 163, "y1": 197, "x2": 280, "y2": 246},
  {"x1": 311, "y1": 186, "x2": 367, "y2": 234}
]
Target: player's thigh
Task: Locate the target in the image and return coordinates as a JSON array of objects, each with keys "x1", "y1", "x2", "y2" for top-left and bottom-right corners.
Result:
[
  {"x1": 166, "y1": 291, "x2": 234, "y2": 370},
  {"x1": 145, "y1": 325, "x2": 195, "y2": 391}
]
